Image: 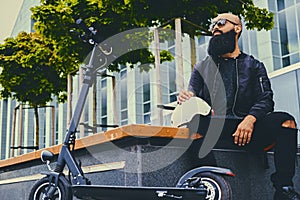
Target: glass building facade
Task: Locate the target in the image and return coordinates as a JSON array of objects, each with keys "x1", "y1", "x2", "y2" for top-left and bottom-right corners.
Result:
[{"x1": 0, "y1": 0, "x2": 300, "y2": 159}]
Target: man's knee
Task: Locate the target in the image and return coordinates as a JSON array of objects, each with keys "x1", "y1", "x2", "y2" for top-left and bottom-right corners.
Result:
[
  {"x1": 273, "y1": 112, "x2": 297, "y2": 129},
  {"x1": 281, "y1": 120, "x2": 297, "y2": 129}
]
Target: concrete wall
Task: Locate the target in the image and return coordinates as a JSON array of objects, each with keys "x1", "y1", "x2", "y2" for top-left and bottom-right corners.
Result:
[{"x1": 0, "y1": 136, "x2": 299, "y2": 200}]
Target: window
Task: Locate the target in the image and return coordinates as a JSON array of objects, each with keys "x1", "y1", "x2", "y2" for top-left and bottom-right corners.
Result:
[
  {"x1": 101, "y1": 80, "x2": 107, "y2": 116},
  {"x1": 273, "y1": 57, "x2": 282, "y2": 70},
  {"x1": 143, "y1": 83, "x2": 150, "y2": 102},
  {"x1": 143, "y1": 102, "x2": 150, "y2": 113},
  {"x1": 268, "y1": 0, "x2": 277, "y2": 11},
  {"x1": 271, "y1": 27, "x2": 279, "y2": 42},
  {"x1": 284, "y1": 0, "x2": 295, "y2": 8},
  {"x1": 39, "y1": 108, "x2": 46, "y2": 149},
  {"x1": 31, "y1": 19, "x2": 36, "y2": 32},
  {"x1": 120, "y1": 66, "x2": 128, "y2": 125},
  {"x1": 285, "y1": 8, "x2": 299, "y2": 54},
  {"x1": 98, "y1": 75, "x2": 108, "y2": 132},
  {"x1": 240, "y1": 30, "x2": 249, "y2": 53},
  {"x1": 168, "y1": 61, "x2": 176, "y2": 95},
  {"x1": 290, "y1": 53, "x2": 299, "y2": 65},
  {"x1": 0, "y1": 100, "x2": 8, "y2": 159},
  {"x1": 143, "y1": 114, "x2": 151, "y2": 124},
  {"x1": 142, "y1": 72, "x2": 151, "y2": 124},
  {"x1": 282, "y1": 56, "x2": 291, "y2": 67},
  {"x1": 278, "y1": 8, "x2": 299, "y2": 61},
  {"x1": 272, "y1": 41, "x2": 281, "y2": 57},
  {"x1": 277, "y1": 0, "x2": 285, "y2": 11},
  {"x1": 198, "y1": 36, "x2": 206, "y2": 45},
  {"x1": 95, "y1": 71, "x2": 108, "y2": 132},
  {"x1": 249, "y1": 31, "x2": 258, "y2": 58},
  {"x1": 297, "y1": 5, "x2": 300, "y2": 40},
  {"x1": 279, "y1": 12, "x2": 289, "y2": 56},
  {"x1": 101, "y1": 117, "x2": 107, "y2": 131},
  {"x1": 168, "y1": 61, "x2": 178, "y2": 102}
]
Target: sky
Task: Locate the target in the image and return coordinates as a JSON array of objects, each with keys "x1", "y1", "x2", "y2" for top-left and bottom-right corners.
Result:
[{"x1": 0, "y1": 0, "x2": 24, "y2": 43}]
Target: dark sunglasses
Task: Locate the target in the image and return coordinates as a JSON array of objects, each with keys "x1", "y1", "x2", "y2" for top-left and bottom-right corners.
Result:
[{"x1": 209, "y1": 18, "x2": 239, "y2": 31}]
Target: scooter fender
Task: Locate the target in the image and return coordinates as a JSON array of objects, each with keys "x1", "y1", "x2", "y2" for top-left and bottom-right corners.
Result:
[
  {"x1": 39, "y1": 171, "x2": 71, "y2": 198},
  {"x1": 41, "y1": 171, "x2": 61, "y2": 187},
  {"x1": 176, "y1": 166, "x2": 235, "y2": 187}
]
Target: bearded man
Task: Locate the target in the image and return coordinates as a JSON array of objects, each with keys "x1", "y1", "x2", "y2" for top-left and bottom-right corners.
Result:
[{"x1": 178, "y1": 13, "x2": 300, "y2": 200}]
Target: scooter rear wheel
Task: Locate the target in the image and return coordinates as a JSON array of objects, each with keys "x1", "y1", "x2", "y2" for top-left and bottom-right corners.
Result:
[
  {"x1": 200, "y1": 172, "x2": 231, "y2": 200},
  {"x1": 28, "y1": 176, "x2": 72, "y2": 200},
  {"x1": 180, "y1": 172, "x2": 232, "y2": 200}
]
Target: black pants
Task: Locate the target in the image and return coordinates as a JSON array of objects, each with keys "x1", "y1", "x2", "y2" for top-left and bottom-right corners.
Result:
[{"x1": 190, "y1": 112, "x2": 298, "y2": 188}]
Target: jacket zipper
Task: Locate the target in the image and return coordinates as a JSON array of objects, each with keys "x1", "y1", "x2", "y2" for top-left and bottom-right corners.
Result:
[
  {"x1": 259, "y1": 77, "x2": 264, "y2": 92},
  {"x1": 232, "y1": 59, "x2": 239, "y2": 116}
]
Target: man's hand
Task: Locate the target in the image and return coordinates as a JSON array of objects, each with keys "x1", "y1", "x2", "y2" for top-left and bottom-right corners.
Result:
[
  {"x1": 232, "y1": 115, "x2": 257, "y2": 146},
  {"x1": 177, "y1": 90, "x2": 194, "y2": 104}
]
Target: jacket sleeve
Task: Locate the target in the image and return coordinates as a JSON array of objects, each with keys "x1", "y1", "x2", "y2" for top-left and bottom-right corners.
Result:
[
  {"x1": 248, "y1": 61, "x2": 274, "y2": 120},
  {"x1": 188, "y1": 63, "x2": 204, "y2": 97}
]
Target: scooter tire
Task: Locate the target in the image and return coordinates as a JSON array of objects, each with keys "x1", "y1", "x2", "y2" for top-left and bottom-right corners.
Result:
[
  {"x1": 197, "y1": 172, "x2": 232, "y2": 200},
  {"x1": 28, "y1": 176, "x2": 72, "y2": 200}
]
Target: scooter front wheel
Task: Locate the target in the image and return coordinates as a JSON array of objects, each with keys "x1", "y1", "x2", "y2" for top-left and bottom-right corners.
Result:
[{"x1": 28, "y1": 176, "x2": 72, "y2": 200}]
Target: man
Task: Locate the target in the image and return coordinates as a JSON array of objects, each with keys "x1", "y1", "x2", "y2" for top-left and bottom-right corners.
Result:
[{"x1": 178, "y1": 13, "x2": 300, "y2": 200}]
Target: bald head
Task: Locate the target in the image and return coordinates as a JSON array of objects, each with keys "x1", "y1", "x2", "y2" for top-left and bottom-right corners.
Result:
[{"x1": 211, "y1": 13, "x2": 242, "y2": 38}]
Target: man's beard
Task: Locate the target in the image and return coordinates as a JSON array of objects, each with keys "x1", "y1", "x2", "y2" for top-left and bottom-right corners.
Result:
[{"x1": 208, "y1": 29, "x2": 237, "y2": 57}]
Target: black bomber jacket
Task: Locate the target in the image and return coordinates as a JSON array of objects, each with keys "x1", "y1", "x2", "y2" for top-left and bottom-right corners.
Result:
[{"x1": 188, "y1": 53, "x2": 274, "y2": 120}]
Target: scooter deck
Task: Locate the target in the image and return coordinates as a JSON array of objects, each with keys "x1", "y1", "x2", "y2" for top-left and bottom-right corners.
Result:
[{"x1": 72, "y1": 185, "x2": 206, "y2": 200}]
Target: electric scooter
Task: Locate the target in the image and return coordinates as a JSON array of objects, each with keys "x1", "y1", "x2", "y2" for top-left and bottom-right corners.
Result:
[{"x1": 28, "y1": 19, "x2": 235, "y2": 200}]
